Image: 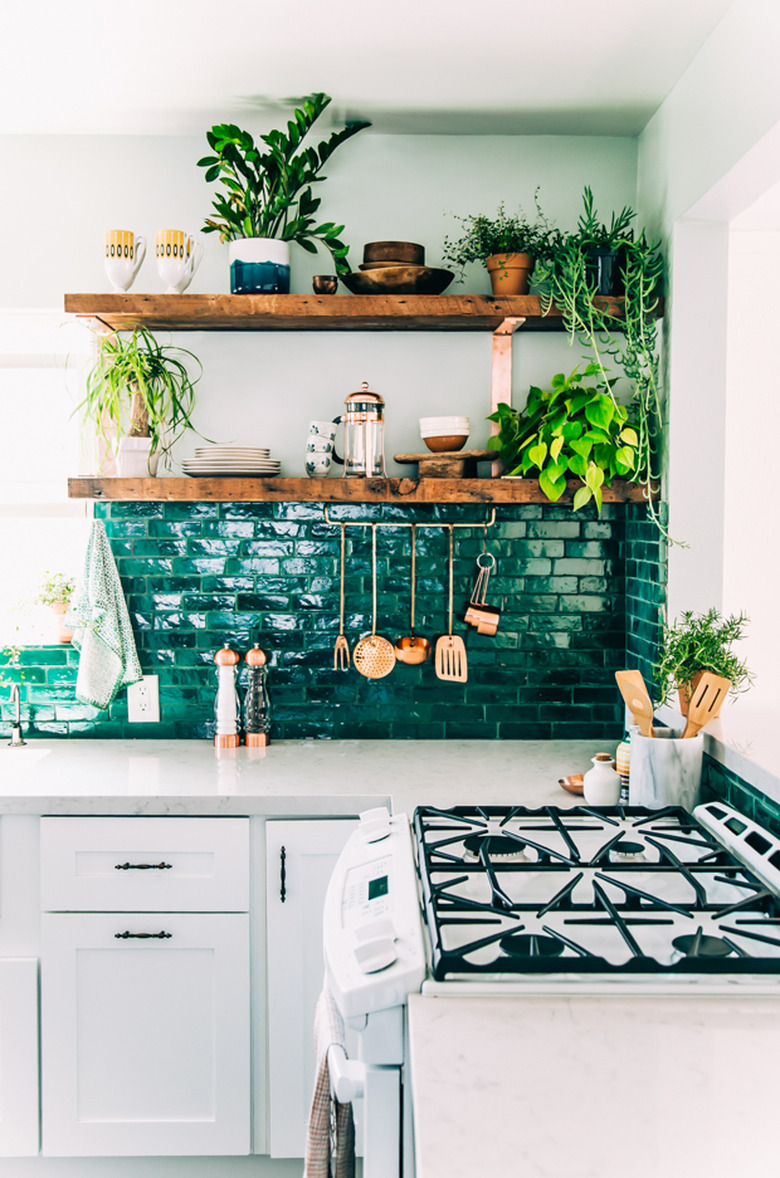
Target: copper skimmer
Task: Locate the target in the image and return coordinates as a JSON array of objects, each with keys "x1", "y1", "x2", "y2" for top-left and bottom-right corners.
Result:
[
  {"x1": 333, "y1": 523, "x2": 350, "y2": 671},
  {"x1": 353, "y1": 524, "x2": 396, "y2": 679},
  {"x1": 435, "y1": 525, "x2": 468, "y2": 682}
]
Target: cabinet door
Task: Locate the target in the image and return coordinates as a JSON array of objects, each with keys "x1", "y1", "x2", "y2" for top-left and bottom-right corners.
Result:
[
  {"x1": 0, "y1": 960, "x2": 38, "y2": 1156},
  {"x1": 41, "y1": 912, "x2": 250, "y2": 1156},
  {"x1": 266, "y1": 819, "x2": 357, "y2": 1158}
]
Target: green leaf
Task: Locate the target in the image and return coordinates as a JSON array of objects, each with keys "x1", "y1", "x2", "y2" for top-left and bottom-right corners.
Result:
[
  {"x1": 550, "y1": 436, "x2": 564, "y2": 462},
  {"x1": 528, "y1": 442, "x2": 548, "y2": 468},
  {"x1": 538, "y1": 467, "x2": 566, "y2": 501},
  {"x1": 620, "y1": 427, "x2": 639, "y2": 446},
  {"x1": 573, "y1": 485, "x2": 593, "y2": 511},
  {"x1": 585, "y1": 463, "x2": 605, "y2": 492},
  {"x1": 584, "y1": 394, "x2": 615, "y2": 431}
]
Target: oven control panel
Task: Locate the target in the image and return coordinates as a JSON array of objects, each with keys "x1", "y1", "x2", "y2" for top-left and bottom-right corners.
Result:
[{"x1": 343, "y1": 856, "x2": 393, "y2": 927}]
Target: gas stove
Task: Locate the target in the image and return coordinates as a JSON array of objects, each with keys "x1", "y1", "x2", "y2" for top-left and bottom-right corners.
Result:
[{"x1": 414, "y1": 802, "x2": 780, "y2": 987}]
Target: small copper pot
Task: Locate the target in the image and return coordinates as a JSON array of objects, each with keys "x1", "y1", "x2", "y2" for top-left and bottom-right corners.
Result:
[{"x1": 313, "y1": 274, "x2": 338, "y2": 294}]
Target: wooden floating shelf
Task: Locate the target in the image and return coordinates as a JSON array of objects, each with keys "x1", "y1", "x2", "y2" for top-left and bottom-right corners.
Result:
[
  {"x1": 68, "y1": 476, "x2": 654, "y2": 505},
  {"x1": 63, "y1": 292, "x2": 628, "y2": 333}
]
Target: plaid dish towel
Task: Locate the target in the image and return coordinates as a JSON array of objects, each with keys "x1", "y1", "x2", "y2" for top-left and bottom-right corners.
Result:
[
  {"x1": 66, "y1": 519, "x2": 143, "y2": 710},
  {"x1": 303, "y1": 990, "x2": 355, "y2": 1178}
]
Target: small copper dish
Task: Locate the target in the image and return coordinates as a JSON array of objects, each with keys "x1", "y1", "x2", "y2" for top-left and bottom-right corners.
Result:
[
  {"x1": 558, "y1": 774, "x2": 584, "y2": 795},
  {"x1": 313, "y1": 275, "x2": 338, "y2": 294}
]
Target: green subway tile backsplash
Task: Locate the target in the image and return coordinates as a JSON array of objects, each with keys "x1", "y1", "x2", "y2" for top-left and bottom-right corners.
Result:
[{"x1": 1, "y1": 498, "x2": 668, "y2": 741}]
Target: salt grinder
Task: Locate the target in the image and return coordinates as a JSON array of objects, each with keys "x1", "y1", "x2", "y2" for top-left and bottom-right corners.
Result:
[
  {"x1": 214, "y1": 644, "x2": 241, "y2": 749},
  {"x1": 244, "y1": 644, "x2": 271, "y2": 747}
]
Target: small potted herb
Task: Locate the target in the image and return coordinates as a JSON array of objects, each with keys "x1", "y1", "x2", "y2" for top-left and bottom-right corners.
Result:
[
  {"x1": 654, "y1": 609, "x2": 753, "y2": 715},
  {"x1": 198, "y1": 92, "x2": 370, "y2": 292},
  {"x1": 79, "y1": 327, "x2": 202, "y2": 476},
  {"x1": 574, "y1": 185, "x2": 635, "y2": 295},
  {"x1": 486, "y1": 362, "x2": 640, "y2": 512},
  {"x1": 35, "y1": 571, "x2": 76, "y2": 644},
  {"x1": 442, "y1": 191, "x2": 561, "y2": 295}
]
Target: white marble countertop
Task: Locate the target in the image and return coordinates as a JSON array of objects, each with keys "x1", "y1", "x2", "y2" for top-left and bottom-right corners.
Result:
[
  {"x1": 0, "y1": 738, "x2": 600, "y2": 815},
  {"x1": 408, "y1": 993, "x2": 780, "y2": 1178}
]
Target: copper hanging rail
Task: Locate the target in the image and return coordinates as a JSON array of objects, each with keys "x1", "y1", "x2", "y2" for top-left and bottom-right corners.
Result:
[{"x1": 323, "y1": 506, "x2": 497, "y2": 530}]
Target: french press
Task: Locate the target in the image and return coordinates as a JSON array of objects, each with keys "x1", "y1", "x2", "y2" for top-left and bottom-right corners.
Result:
[{"x1": 332, "y1": 381, "x2": 386, "y2": 477}]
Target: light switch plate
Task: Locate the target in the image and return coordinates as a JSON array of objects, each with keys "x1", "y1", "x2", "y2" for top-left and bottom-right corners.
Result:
[{"x1": 127, "y1": 675, "x2": 160, "y2": 723}]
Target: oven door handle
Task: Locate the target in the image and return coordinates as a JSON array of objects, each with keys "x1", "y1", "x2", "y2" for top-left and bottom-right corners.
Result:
[{"x1": 327, "y1": 1044, "x2": 365, "y2": 1103}]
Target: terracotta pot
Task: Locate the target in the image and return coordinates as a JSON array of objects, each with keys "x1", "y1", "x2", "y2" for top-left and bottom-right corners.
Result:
[
  {"x1": 51, "y1": 601, "x2": 73, "y2": 644},
  {"x1": 485, "y1": 253, "x2": 533, "y2": 296},
  {"x1": 677, "y1": 670, "x2": 727, "y2": 718}
]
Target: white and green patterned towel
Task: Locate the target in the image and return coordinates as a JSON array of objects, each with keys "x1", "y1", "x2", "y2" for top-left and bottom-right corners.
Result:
[{"x1": 66, "y1": 519, "x2": 143, "y2": 710}]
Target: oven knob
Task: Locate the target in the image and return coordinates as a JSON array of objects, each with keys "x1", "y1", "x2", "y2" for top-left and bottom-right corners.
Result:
[
  {"x1": 359, "y1": 808, "x2": 391, "y2": 843},
  {"x1": 353, "y1": 937, "x2": 397, "y2": 974}
]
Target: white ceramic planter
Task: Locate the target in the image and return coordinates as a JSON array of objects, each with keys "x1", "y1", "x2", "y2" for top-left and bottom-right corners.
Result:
[
  {"x1": 629, "y1": 727, "x2": 704, "y2": 811},
  {"x1": 228, "y1": 238, "x2": 291, "y2": 294},
  {"x1": 115, "y1": 436, "x2": 159, "y2": 477}
]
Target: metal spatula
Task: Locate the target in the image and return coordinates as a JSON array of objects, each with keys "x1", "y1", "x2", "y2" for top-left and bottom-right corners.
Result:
[
  {"x1": 435, "y1": 526, "x2": 468, "y2": 683},
  {"x1": 615, "y1": 670, "x2": 655, "y2": 737},
  {"x1": 682, "y1": 672, "x2": 731, "y2": 738}
]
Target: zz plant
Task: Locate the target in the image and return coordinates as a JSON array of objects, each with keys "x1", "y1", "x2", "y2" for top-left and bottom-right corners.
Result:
[
  {"x1": 487, "y1": 362, "x2": 640, "y2": 512},
  {"x1": 198, "y1": 92, "x2": 370, "y2": 275}
]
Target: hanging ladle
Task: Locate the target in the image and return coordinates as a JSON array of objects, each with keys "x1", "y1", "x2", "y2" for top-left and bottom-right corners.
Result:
[{"x1": 395, "y1": 524, "x2": 431, "y2": 665}]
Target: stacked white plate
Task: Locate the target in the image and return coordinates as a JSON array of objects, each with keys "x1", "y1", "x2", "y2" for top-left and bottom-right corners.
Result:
[{"x1": 182, "y1": 446, "x2": 281, "y2": 477}]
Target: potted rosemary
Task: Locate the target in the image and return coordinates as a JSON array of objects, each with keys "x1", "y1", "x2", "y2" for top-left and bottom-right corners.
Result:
[
  {"x1": 654, "y1": 609, "x2": 753, "y2": 716},
  {"x1": 487, "y1": 362, "x2": 640, "y2": 512},
  {"x1": 79, "y1": 327, "x2": 202, "y2": 476},
  {"x1": 198, "y1": 92, "x2": 370, "y2": 293},
  {"x1": 442, "y1": 192, "x2": 561, "y2": 295}
]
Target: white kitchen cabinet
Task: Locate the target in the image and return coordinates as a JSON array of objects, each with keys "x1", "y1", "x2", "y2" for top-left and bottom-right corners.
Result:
[
  {"x1": 41, "y1": 911, "x2": 250, "y2": 1156},
  {"x1": 0, "y1": 959, "x2": 39, "y2": 1156},
  {"x1": 265, "y1": 818, "x2": 357, "y2": 1158}
]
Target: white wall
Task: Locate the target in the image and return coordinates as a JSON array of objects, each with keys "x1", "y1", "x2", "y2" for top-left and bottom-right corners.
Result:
[
  {"x1": 0, "y1": 132, "x2": 637, "y2": 474},
  {"x1": 637, "y1": 0, "x2": 780, "y2": 620}
]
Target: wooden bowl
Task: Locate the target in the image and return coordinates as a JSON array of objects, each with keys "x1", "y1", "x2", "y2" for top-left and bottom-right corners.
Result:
[
  {"x1": 340, "y1": 266, "x2": 454, "y2": 296},
  {"x1": 423, "y1": 434, "x2": 468, "y2": 452},
  {"x1": 558, "y1": 774, "x2": 584, "y2": 795},
  {"x1": 363, "y1": 241, "x2": 425, "y2": 265}
]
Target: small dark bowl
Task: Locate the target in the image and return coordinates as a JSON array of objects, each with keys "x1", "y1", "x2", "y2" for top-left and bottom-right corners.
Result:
[{"x1": 312, "y1": 275, "x2": 338, "y2": 294}]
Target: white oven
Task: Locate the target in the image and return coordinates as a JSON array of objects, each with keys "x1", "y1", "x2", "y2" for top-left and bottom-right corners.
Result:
[{"x1": 323, "y1": 800, "x2": 780, "y2": 1177}]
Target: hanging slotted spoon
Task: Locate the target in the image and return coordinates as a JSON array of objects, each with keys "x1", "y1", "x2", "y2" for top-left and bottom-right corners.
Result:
[
  {"x1": 333, "y1": 523, "x2": 350, "y2": 671},
  {"x1": 353, "y1": 524, "x2": 396, "y2": 680},
  {"x1": 435, "y1": 525, "x2": 468, "y2": 682},
  {"x1": 395, "y1": 524, "x2": 431, "y2": 665}
]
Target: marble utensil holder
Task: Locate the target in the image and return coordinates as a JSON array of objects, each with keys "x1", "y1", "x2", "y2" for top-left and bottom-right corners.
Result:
[{"x1": 629, "y1": 727, "x2": 704, "y2": 811}]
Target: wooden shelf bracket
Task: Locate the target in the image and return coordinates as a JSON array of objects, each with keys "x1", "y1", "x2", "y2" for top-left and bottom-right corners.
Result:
[{"x1": 490, "y1": 316, "x2": 525, "y2": 476}]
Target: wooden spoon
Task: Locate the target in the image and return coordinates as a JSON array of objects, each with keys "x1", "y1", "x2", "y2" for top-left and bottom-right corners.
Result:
[
  {"x1": 395, "y1": 524, "x2": 431, "y2": 665},
  {"x1": 682, "y1": 673, "x2": 731, "y2": 738},
  {"x1": 615, "y1": 670, "x2": 656, "y2": 737}
]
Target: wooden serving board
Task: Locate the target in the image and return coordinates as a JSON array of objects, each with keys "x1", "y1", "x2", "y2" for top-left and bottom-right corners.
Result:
[{"x1": 394, "y1": 450, "x2": 494, "y2": 478}]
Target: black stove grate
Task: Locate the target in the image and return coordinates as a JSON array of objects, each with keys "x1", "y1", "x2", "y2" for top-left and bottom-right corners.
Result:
[{"x1": 413, "y1": 803, "x2": 780, "y2": 980}]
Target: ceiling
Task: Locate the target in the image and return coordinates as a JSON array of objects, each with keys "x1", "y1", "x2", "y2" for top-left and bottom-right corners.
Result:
[{"x1": 2, "y1": 0, "x2": 734, "y2": 137}]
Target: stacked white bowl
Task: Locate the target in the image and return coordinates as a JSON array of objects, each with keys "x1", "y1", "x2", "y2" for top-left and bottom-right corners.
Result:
[{"x1": 419, "y1": 416, "x2": 470, "y2": 453}]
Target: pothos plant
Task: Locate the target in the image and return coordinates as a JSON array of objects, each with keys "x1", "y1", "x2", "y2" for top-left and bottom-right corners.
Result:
[
  {"x1": 536, "y1": 188, "x2": 665, "y2": 534},
  {"x1": 487, "y1": 362, "x2": 640, "y2": 513},
  {"x1": 197, "y1": 92, "x2": 370, "y2": 276}
]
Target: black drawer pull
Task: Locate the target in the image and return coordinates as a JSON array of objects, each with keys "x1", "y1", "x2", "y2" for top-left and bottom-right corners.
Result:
[
  {"x1": 114, "y1": 861, "x2": 173, "y2": 871},
  {"x1": 114, "y1": 930, "x2": 173, "y2": 940},
  {"x1": 280, "y1": 845, "x2": 287, "y2": 903}
]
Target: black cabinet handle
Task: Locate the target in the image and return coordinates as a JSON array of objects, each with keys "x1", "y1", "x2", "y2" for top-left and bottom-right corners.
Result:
[
  {"x1": 114, "y1": 931, "x2": 173, "y2": 940},
  {"x1": 280, "y1": 845, "x2": 287, "y2": 903},
  {"x1": 114, "y1": 862, "x2": 173, "y2": 871}
]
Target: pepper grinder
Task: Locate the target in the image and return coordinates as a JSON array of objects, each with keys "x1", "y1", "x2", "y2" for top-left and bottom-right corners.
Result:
[
  {"x1": 244, "y1": 643, "x2": 271, "y2": 747},
  {"x1": 214, "y1": 644, "x2": 241, "y2": 749}
]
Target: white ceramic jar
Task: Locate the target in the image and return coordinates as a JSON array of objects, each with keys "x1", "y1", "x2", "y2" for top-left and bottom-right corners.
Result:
[{"x1": 583, "y1": 752, "x2": 621, "y2": 805}]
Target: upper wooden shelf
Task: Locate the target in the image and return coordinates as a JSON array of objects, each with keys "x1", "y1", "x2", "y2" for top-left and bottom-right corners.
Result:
[
  {"x1": 63, "y1": 292, "x2": 627, "y2": 334},
  {"x1": 67, "y1": 476, "x2": 653, "y2": 505}
]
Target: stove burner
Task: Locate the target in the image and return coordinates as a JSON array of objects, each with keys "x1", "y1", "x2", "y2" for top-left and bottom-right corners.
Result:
[
  {"x1": 463, "y1": 834, "x2": 526, "y2": 860},
  {"x1": 672, "y1": 932, "x2": 733, "y2": 959},
  {"x1": 500, "y1": 933, "x2": 565, "y2": 959},
  {"x1": 611, "y1": 840, "x2": 645, "y2": 859}
]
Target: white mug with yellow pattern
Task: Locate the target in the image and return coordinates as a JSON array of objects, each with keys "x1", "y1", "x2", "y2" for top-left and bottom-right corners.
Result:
[
  {"x1": 104, "y1": 230, "x2": 146, "y2": 292},
  {"x1": 155, "y1": 229, "x2": 203, "y2": 294}
]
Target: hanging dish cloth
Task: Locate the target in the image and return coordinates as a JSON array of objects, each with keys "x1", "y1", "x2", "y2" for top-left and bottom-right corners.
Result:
[
  {"x1": 303, "y1": 989, "x2": 355, "y2": 1178},
  {"x1": 66, "y1": 518, "x2": 143, "y2": 710}
]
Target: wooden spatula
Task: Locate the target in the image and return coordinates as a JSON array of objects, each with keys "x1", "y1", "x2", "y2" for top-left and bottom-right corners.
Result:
[
  {"x1": 682, "y1": 673, "x2": 731, "y2": 738},
  {"x1": 615, "y1": 670, "x2": 656, "y2": 737}
]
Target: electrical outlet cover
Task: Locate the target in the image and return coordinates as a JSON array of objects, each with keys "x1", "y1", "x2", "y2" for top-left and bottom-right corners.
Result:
[{"x1": 127, "y1": 675, "x2": 160, "y2": 723}]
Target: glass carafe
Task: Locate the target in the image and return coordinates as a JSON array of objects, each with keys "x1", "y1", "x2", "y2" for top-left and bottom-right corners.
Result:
[{"x1": 333, "y1": 382, "x2": 386, "y2": 477}]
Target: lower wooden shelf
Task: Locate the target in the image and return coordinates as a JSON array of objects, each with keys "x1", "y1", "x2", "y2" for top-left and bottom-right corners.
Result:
[{"x1": 67, "y1": 476, "x2": 653, "y2": 504}]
